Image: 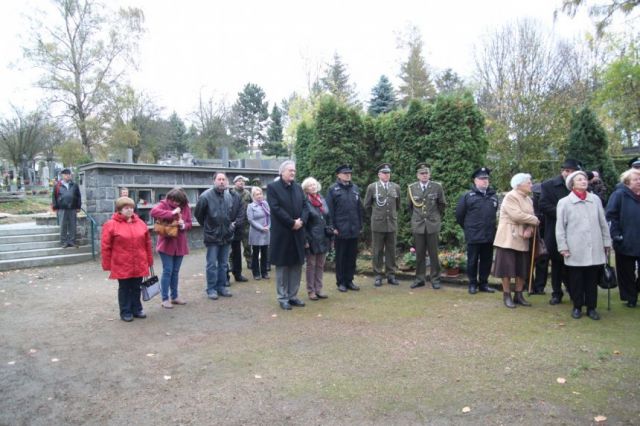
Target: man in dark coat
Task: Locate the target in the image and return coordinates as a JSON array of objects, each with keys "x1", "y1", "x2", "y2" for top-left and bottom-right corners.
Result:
[
  {"x1": 229, "y1": 175, "x2": 251, "y2": 282},
  {"x1": 326, "y1": 164, "x2": 363, "y2": 293},
  {"x1": 52, "y1": 168, "x2": 82, "y2": 248},
  {"x1": 528, "y1": 181, "x2": 549, "y2": 295},
  {"x1": 539, "y1": 158, "x2": 580, "y2": 305},
  {"x1": 267, "y1": 160, "x2": 309, "y2": 310},
  {"x1": 455, "y1": 167, "x2": 498, "y2": 294}
]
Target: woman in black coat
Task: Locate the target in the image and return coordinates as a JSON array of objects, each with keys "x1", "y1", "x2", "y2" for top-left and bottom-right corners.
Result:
[
  {"x1": 302, "y1": 177, "x2": 333, "y2": 301},
  {"x1": 266, "y1": 161, "x2": 309, "y2": 310}
]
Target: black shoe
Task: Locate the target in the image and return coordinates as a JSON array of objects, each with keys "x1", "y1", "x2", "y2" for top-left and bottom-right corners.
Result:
[
  {"x1": 253, "y1": 275, "x2": 261, "y2": 280},
  {"x1": 387, "y1": 275, "x2": 399, "y2": 285},
  {"x1": 431, "y1": 281, "x2": 441, "y2": 290},
  {"x1": 503, "y1": 292, "x2": 516, "y2": 309},
  {"x1": 316, "y1": 293, "x2": 328, "y2": 299},
  {"x1": 279, "y1": 301, "x2": 292, "y2": 310},
  {"x1": 478, "y1": 285, "x2": 495, "y2": 293},
  {"x1": 587, "y1": 309, "x2": 600, "y2": 320},
  {"x1": 289, "y1": 298, "x2": 306, "y2": 307},
  {"x1": 571, "y1": 308, "x2": 582, "y2": 319},
  {"x1": 120, "y1": 313, "x2": 133, "y2": 322},
  {"x1": 514, "y1": 291, "x2": 532, "y2": 307},
  {"x1": 218, "y1": 289, "x2": 232, "y2": 297},
  {"x1": 235, "y1": 275, "x2": 249, "y2": 282},
  {"x1": 468, "y1": 284, "x2": 478, "y2": 294},
  {"x1": 374, "y1": 276, "x2": 383, "y2": 287},
  {"x1": 410, "y1": 280, "x2": 425, "y2": 289},
  {"x1": 529, "y1": 289, "x2": 546, "y2": 295},
  {"x1": 549, "y1": 296, "x2": 562, "y2": 305},
  {"x1": 337, "y1": 285, "x2": 348, "y2": 292},
  {"x1": 133, "y1": 311, "x2": 147, "y2": 319},
  {"x1": 346, "y1": 282, "x2": 360, "y2": 291},
  {"x1": 262, "y1": 274, "x2": 270, "y2": 279},
  {"x1": 626, "y1": 301, "x2": 637, "y2": 308}
]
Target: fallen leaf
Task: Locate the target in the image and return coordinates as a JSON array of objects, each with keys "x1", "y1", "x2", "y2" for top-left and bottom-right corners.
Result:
[
  {"x1": 453, "y1": 304, "x2": 458, "y2": 308},
  {"x1": 572, "y1": 391, "x2": 581, "y2": 395},
  {"x1": 51, "y1": 358, "x2": 59, "y2": 363},
  {"x1": 462, "y1": 406, "x2": 471, "y2": 413},
  {"x1": 165, "y1": 332, "x2": 172, "y2": 336},
  {"x1": 146, "y1": 353, "x2": 155, "y2": 357},
  {"x1": 4, "y1": 302, "x2": 11, "y2": 306},
  {"x1": 29, "y1": 349, "x2": 37, "y2": 354},
  {"x1": 254, "y1": 374, "x2": 262, "y2": 379},
  {"x1": 594, "y1": 415, "x2": 607, "y2": 422},
  {"x1": 613, "y1": 350, "x2": 621, "y2": 355},
  {"x1": 557, "y1": 377, "x2": 566, "y2": 384},
  {"x1": 558, "y1": 322, "x2": 566, "y2": 327},
  {"x1": 256, "y1": 290, "x2": 261, "y2": 294},
  {"x1": 271, "y1": 314, "x2": 277, "y2": 318},
  {"x1": 163, "y1": 375, "x2": 171, "y2": 380},
  {"x1": 7, "y1": 361, "x2": 16, "y2": 365},
  {"x1": 107, "y1": 318, "x2": 114, "y2": 321},
  {"x1": 317, "y1": 314, "x2": 322, "y2": 317},
  {"x1": 47, "y1": 397, "x2": 53, "y2": 401}
]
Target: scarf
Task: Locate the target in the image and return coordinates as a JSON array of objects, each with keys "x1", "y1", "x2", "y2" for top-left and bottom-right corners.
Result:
[
  {"x1": 308, "y1": 193, "x2": 324, "y2": 213},
  {"x1": 256, "y1": 201, "x2": 270, "y2": 226},
  {"x1": 572, "y1": 189, "x2": 587, "y2": 200}
]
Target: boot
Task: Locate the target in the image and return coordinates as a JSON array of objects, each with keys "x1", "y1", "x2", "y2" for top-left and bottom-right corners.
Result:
[
  {"x1": 514, "y1": 291, "x2": 532, "y2": 307},
  {"x1": 503, "y1": 292, "x2": 516, "y2": 309}
]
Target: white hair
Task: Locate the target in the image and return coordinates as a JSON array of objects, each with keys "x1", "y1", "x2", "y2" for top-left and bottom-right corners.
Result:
[
  {"x1": 301, "y1": 177, "x2": 321, "y2": 194},
  {"x1": 278, "y1": 160, "x2": 296, "y2": 175},
  {"x1": 510, "y1": 173, "x2": 532, "y2": 189}
]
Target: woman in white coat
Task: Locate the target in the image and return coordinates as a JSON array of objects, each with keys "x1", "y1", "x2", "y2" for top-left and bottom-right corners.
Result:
[{"x1": 556, "y1": 171, "x2": 611, "y2": 320}]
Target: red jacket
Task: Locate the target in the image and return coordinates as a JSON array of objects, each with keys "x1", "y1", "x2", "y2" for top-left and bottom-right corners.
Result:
[
  {"x1": 150, "y1": 199, "x2": 192, "y2": 256},
  {"x1": 101, "y1": 212, "x2": 153, "y2": 279}
]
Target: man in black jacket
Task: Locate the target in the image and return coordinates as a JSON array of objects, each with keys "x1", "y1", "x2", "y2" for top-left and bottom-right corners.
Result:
[
  {"x1": 326, "y1": 164, "x2": 363, "y2": 293},
  {"x1": 52, "y1": 168, "x2": 82, "y2": 248},
  {"x1": 539, "y1": 158, "x2": 580, "y2": 305},
  {"x1": 455, "y1": 167, "x2": 498, "y2": 294}
]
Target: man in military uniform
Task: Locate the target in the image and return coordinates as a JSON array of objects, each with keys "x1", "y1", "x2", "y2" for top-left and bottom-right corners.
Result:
[
  {"x1": 364, "y1": 163, "x2": 401, "y2": 286},
  {"x1": 408, "y1": 163, "x2": 446, "y2": 289},
  {"x1": 455, "y1": 167, "x2": 498, "y2": 294},
  {"x1": 229, "y1": 175, "x2": 252, "y2": 282},
  {"x1": 326, "y1": 164, "x2": 363, "y2": 293}
]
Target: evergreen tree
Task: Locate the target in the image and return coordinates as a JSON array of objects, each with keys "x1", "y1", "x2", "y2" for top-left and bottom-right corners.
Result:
[
  {"x1": 230, "y1": 83, "x2": 269, "y2": 154},
  {"x1": 294, "y1": 121, "x2": 314, "y2": 180},
  {"x1": 368, "y1": 75, "x2": 398, "y2": 116},
  {"x1": 435, "y1": 69, "x2": 466, "y2": 95},
  {"x1": 321, "y1": 53, "x2": 360, "y2": 107},
  {"x1": 263, "y1": 105, "x2": 287, "y2": 158},
  {"x1": 566, "y1": 107, "x2": 618, "y2": 190},
  {"x1": 398, "y1": 27, "x2": 436, "y2": 106},
  {"x1": 167, "y1": 112, "x2": 188, "y2": 156}
]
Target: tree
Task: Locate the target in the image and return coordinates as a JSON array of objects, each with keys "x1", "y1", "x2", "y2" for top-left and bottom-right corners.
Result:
[
  {"x1": 0, "y1": 108, "x2": 47, "y2": 184},
  {"x1": 55, "y1": 139, "x2": 88, "y2": 168},
  {"x1": 566, "y1": 107, "x2": 618, "y2": 189},
  {"x1": 230, "y1": 83, "x2": 269, "y2": 155},
  {"x1": 293, "y1": 121, "x2": 314, "y2": 180},
  {"x1": 368, "y1": 75, "x2": 398, "y2": 116},
  {"x1": 435, "y1": 69, "x2": 466, "y2": 95},
  {"x1": 559, "y1": 0, "x2": 640, "y2": 36},
  {"x1": 321, "y1": 53, "x2": 360, "y2": 107},
  {"x1": 262, "y1": 105, "x2": 287, "y2": 158},
  {"x1": 167, "y1": 112, "x2": 188, "y2": 156},
  {"x1": 397, "y1": 25, "x2": 436, "y2": 106},
  {"x1": 192, "y1": 95, "x2": 232, "y2": 159},
  {"x1": 23, "y1": 0, "x2": 145, "y2": 155}
]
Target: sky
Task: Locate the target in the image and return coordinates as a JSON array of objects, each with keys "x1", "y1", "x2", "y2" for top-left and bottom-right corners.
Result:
[{"x1": 0, "y1": 0, "x2": 594, "y2": 121}]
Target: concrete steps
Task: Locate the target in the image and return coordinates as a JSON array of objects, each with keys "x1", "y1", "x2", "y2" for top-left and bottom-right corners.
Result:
[{"x1": 0, "y1": 222, "x2": 95, "y2": 271}]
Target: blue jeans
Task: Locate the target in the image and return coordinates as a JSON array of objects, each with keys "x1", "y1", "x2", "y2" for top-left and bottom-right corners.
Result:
[
  {"x1": 159, "y1": 252, "x2": 184, "y2": 301},
  {"x1": 206, "y1": 244, "x2": 230, "y2": 295}
]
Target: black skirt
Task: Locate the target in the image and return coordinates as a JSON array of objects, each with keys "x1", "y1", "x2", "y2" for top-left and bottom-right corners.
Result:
[{"x1": 492, "y1": 247, "x2": 530, "y2": 279}]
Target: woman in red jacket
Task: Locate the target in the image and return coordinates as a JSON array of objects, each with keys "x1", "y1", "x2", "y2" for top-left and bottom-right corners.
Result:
[
  {"x1": 102, "y1": 197, "x2": 154, "y2": 322},
  {"x1": 151, "y1": 188, "x2": 192, "y2": 309}
]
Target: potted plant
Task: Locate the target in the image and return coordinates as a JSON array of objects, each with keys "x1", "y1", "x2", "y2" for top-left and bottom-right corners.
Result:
[
  {"x1": 439, "y1": 249, "x2": 466, "y2": 277},
  {"x1": 401, "y1": 247, "x2": 416, "y2": 271}
]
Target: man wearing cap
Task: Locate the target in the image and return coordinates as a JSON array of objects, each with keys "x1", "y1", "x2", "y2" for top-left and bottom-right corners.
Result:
[
  {"x1": 539, "y1": 158, "x2": 580, "y2": 305},
  {"x1": 326, "y1": 164, "x2": 363, "y2": 292},
  {"x1": 364, "y1": 163, "x2": 402, "y2": 287},
  {"x1": 52, "y1": 168, "x2": 82, "y2": 248},
  {"x1": 229, "y1": 175, "x2": 252, "y2": 282},
  {"x1": 455, "y1": 167, "x2": 498, "y2": 294},
  {"x1": 629, "y1": 157, "x2": 640, "y2": 169},
  {"x1": 408, "y1": 163, "x2": 446, "y2": 289}
]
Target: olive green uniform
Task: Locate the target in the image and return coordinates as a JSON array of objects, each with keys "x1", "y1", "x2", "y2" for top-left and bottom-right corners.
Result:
[{"x1": 364, "y1": 181, "x2": 401, "y2": 278}]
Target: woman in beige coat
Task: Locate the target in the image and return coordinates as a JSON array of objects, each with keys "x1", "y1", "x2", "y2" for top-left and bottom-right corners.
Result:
[
  {"x1": 493, "y1": 173, "x2": 540, "y2": 308},
  {"x1": 556, "y1": 171, "x2": 611, "y2": 320}
]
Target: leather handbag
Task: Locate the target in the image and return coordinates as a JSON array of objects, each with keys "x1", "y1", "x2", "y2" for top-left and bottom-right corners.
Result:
[
  {"x1": 154, "y1": 219, "x2": 179, "y2": 237},
  {"x1": 598, "y1": 260, "x2": 617, "y2": 290},
  {"x1": 534, "y1": 228, "x2": 548, "y2": 259},
  {"x1": 141, "y1": 267, "x2": 160, "y2": 301}
]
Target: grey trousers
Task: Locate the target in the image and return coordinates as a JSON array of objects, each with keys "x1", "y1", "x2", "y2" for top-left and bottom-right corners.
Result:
[
  {"x1": 413, "y1": 231, "x2": 440, "y2": 282},
  {"x1": 372, "y1": 231, "x2": 397, "y2": 276},
  {"x1": 276, "y1": 264, "x2": 303, "y2": 303},
  {"x1": 58, "y1": 209, "x2": 77, "y2": 245}
]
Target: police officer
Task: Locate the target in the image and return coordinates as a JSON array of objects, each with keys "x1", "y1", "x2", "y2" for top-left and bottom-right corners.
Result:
[
  {"x1": 326, "y1": 164, "x2": 363, "y2": 292},
  {"x1": 455, "y1": 167, "x2": 498, "y2": 294},
  {"x1": 408, "y1": 163, "x2": 446, "y2": 289},
  {"x1": 364, "y1": 163, "x2": 401, "y2": 287}
]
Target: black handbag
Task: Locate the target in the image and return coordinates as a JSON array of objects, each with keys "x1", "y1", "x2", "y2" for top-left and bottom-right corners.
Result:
[
  {"x1": 599, "y1": 262, "x2": 617, "y2": 290},
  {"x1": 141, "y1": 267, "x2": 160, "y2": 301}
]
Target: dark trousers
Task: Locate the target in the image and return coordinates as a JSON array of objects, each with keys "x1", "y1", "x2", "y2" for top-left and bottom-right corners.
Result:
[
  {"x1": 335, "y1": 238, "x2": 358, "y2": 287},
  {"x1": 251, "y1": 245, "x2": 269, "y2": 278},
  {"x1": 532, "y1": 254, "x2": 549, "y2": 292},
  {"x1": 118, "y1": 277, "x2": 143, "y2": 316},
  {"x1": 413, "y1": 232, "x2": 440, "y2": 282},
  {"x1": 371, "y1": 231, "x2": 397, "y2": 276},
  {"x1": 230, "y1": 239, "x2": 244, "y2": 277},
  {"x1": 58, "y1": 209, "x2": 77, "y2": 245},
  {"x1": 615, "y1": 252, "x2": 640, "y2": 303},
  {"x1": 466, "y1": 243, "x2": 493, "y2": 286},
  {"x1": 549, "y1": 250, "x2": 568, "y2": 299},
  {"x1": 566, "y1": 265, "x2": 599, "y2": 310}
]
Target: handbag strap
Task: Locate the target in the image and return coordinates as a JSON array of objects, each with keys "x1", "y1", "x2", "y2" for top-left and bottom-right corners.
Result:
[{"x1": 149, "y1": 266, "x2": 155, "y2": 277}]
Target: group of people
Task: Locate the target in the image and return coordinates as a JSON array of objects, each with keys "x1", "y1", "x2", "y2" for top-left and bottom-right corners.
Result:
[{"x1": 98, "y1": 155, "x2": 640, "y2": 321}]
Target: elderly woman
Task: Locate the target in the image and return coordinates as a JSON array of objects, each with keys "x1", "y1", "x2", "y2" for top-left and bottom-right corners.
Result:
[
  {"x1": 302, "y1": 177, "x2": 333, "y2": 300},
  {"x1": 557, "y1": 171, "x2": 611, "y2": 320},
  {"x1": 606, "y1": 168, "x2": 640, "y2": 308},
  {"x1": 150, "y1": 188, "x2": 192, "y2": 309},
  {"x1": 246, "y1": 186, "x2": 270, "y2": 280},
  {"x1": 102, "y1": 197, "x2": 154, "y2": 322},
  {"x1": 493, "y1": 173, "x2": 540, "y2": 308}
]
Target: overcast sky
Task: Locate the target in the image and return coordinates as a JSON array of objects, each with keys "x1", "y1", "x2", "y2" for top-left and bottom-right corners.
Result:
[{"x1": 1, "y1": 0, "x2": 593, "y2": 120}]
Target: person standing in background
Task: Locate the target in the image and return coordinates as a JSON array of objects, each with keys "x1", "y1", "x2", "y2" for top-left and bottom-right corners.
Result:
[{"x1": 52, "y1": 168, "x2": 82, "y2": 248}]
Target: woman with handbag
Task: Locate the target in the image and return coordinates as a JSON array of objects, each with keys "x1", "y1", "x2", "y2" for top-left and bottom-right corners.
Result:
[
  {"x1": 556, "y1": 171, "x2": 612, "y2": 320},
  {"x1": 246, "y1": 186, "x2": 270, "y2": 280},
  {"x1": 302, "y1": 177, "x2": 332, "y2": 300},
  {"x1": 605, "y1": 168, "x2": 640, "y2": 308},
  {"x1": 493, "y1": 173, "x2": 540, "y2": 308},
  {"x1": 150, "y1": 188, "x2": 192, "y2": 309},
  {"x1": 101, "y1": 196, "x2": 154, "y2": 322}
]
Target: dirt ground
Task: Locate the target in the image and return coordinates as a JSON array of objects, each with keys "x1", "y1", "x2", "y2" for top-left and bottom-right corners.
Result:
[{"x1": 1, "y1": 251, "x2": 639, "y2": 425}]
